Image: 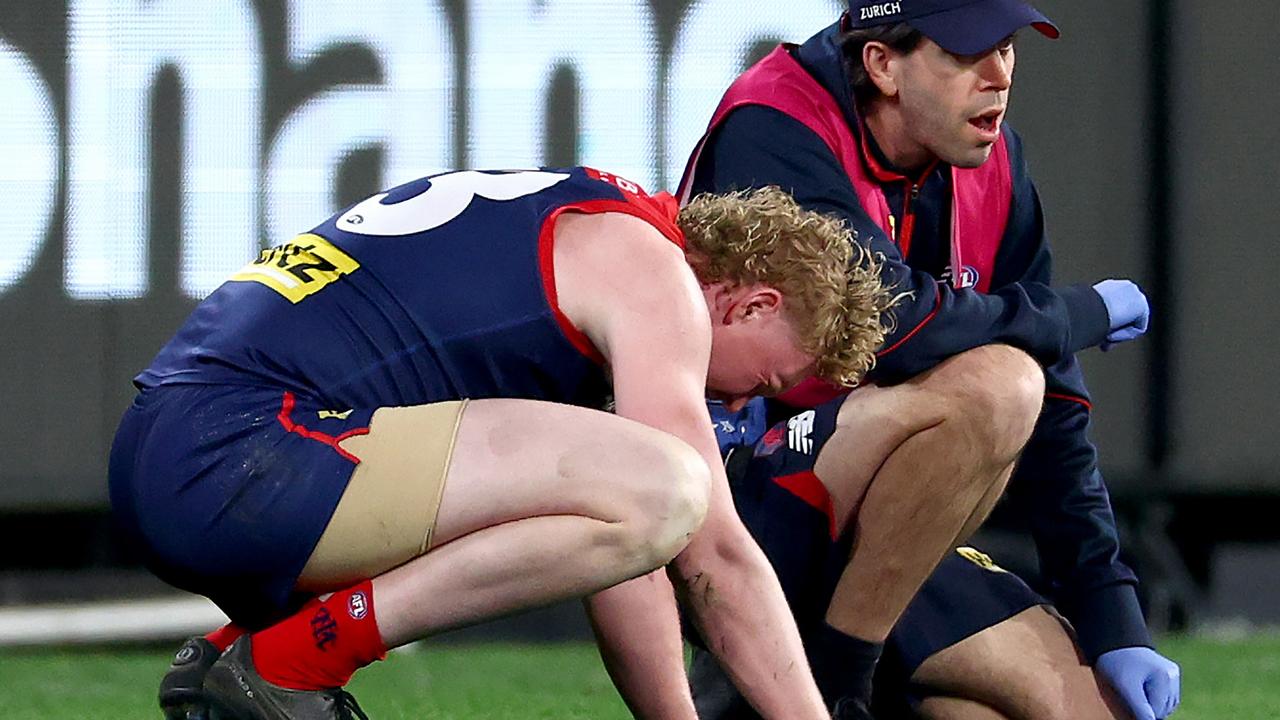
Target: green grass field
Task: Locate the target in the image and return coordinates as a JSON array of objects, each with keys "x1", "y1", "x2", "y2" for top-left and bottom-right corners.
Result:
[{"x1": 0, "y1": 635, "x2": 1277, "y2": 719}]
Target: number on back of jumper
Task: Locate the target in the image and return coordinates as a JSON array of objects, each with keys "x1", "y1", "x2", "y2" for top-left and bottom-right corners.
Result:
[{"x1": 336, "y1": 169, "x2": 571, "y2": 237}]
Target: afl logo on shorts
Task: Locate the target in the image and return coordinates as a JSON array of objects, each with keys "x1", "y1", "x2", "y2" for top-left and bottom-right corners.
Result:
[{"x1": 348, "y1": 591, "x2": 370, "y2": 620}]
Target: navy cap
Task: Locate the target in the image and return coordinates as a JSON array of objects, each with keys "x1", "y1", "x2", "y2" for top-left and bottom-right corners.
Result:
[{"x1": 848, "y1": 0, "x2": 1059, "y2": 56}]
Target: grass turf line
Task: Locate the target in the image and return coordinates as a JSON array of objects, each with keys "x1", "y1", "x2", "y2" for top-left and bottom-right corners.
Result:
[{"x1": 0, "y1": 636, "x2": 1277, "y2": 719}]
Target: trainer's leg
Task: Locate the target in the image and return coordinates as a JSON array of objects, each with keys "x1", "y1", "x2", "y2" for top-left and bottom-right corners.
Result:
[
  {"x1": 910, "y1": 606, "x2": 1127, "y2": 720},
  {"x1": 803, "y1": 345, "x2": 1043, "y2": 710},
  {"x1": 917, "y1": 696, "x2": 1011, "y2": 720},
  {"x1": 818, "y1": 344, "x2": 1044, "y2": 643},
  {"x1": 361, "y1": 398, "x2": 711, "y2": 646}
]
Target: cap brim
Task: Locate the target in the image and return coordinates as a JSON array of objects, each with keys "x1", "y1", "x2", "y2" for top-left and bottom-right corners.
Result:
[{"x1": 908, "y1": 0, "x2": 1059, "y2": 56}]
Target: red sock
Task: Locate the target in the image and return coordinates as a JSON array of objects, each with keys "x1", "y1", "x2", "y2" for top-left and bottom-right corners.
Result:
[
  {"x1": 250, "y1": 580, "x2": 387, "y2": 690},
  {"x1": 204, "y1": 623, "x2": 246, "y2": 652}
]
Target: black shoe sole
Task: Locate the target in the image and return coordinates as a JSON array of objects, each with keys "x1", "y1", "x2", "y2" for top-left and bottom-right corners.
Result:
[{"x1": 161, "y1": 691, "x2": 214, "y2": 720}]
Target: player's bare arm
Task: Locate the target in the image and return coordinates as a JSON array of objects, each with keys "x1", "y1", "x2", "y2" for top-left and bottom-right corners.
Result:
[
  {"x1": 556, "y1": 210, "x2": 830, "y2": 719},
  {"x1": 557, "y1": 210, "x2": 716, "y2": 719}
]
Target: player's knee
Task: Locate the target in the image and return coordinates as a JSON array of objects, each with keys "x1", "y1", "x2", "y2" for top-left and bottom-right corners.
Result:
[
  {"x1": 944, "y1": 345, "x2": 1044, "y2": 459},
  {"x1": 638, "y1": 434, "x2": 711, "y2": 563},
  {"x1": 611, "y1": 432, "x2": 710, "y2": 570}
]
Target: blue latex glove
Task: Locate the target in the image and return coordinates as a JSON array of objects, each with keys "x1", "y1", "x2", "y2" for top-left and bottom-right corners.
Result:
[
  {"x1": 1092, "y1": 279, "x2": 1151, "y2": 351},
  {"x1": 1096, "y1": 647, "x2": 1181, "y2": 720}
]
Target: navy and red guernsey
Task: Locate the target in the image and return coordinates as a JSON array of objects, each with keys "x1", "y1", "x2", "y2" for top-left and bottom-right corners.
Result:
[
  {"x1": 684, "y1": 22, "x2": 1151, "y2": 660},
  {"x1": 136, "y1": 167, "x2": 682, "y2": 411}
]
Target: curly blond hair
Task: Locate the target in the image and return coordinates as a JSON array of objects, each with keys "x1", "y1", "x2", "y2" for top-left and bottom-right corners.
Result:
[{"x1": 678, "y1": 186, "x2": 900, "y2": 387}]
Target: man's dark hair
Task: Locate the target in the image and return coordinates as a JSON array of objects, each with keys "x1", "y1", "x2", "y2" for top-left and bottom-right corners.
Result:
[{"x1": 838, "y1": 23, "x2": 925, "y2": 107}]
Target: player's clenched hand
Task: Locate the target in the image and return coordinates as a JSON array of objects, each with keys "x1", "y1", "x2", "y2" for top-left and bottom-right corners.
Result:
[
  {"x1": 1092, "y1": 279, "x2": 1151, "y2": 351},
  {"x1": 1096, "y1": 646, "x2": 1181, "y2": 720}
]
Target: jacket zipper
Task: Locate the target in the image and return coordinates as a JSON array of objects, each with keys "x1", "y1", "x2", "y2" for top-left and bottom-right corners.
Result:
[
  {"x1": 895, "y1": 161, "x2": 938, "y2": 258},
  {"x1": 897, "y1": 180, "x2": 922, "y2": 256}
]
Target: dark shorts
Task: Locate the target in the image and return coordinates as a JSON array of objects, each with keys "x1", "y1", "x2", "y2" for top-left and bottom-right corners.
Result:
[
  {"x1": 108, "y1": 383, "x2": 375, "y2": 628},
  {"x1": 690, "y1": 398, "x2": 1047, "y2": 717}
]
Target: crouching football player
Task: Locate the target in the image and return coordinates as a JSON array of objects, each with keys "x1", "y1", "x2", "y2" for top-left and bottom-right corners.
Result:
[{"x1": 108, "y1": 168, "x2": 897, "y2": 719}]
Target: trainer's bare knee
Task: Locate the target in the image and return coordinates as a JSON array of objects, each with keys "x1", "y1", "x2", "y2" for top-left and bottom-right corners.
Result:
[
  {"x1": 933, "y1": 345, "x2": 1044, "y2": 461},
  {"x1": 1016, "y1": 682, "x2": 1117, "y2": 720}
]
